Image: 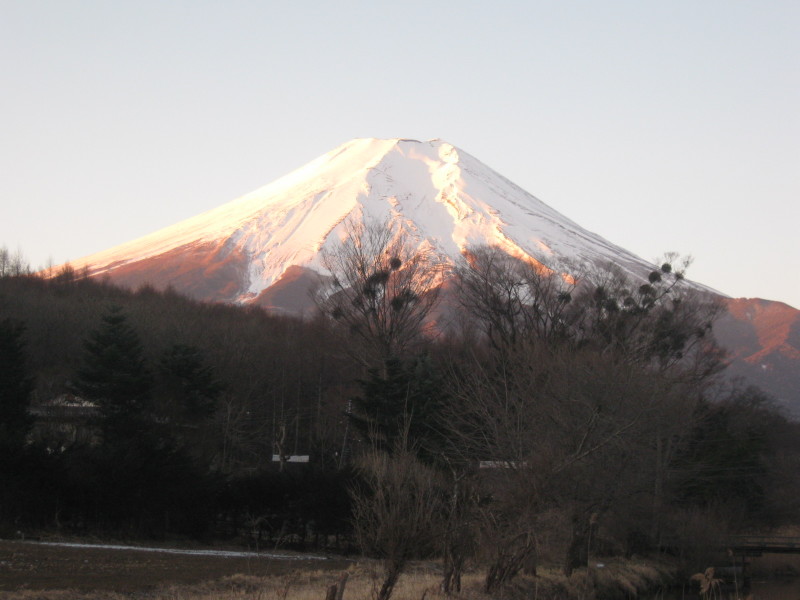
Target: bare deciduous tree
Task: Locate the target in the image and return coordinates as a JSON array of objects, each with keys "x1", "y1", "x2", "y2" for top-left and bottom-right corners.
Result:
[
  {"x1": 0, "y1": 245, "x2": 30, "y2": 277},
  {"x1": 444, "y1": 248, "x2": 728, "y2": 583},
  {"x1": 351, "y1": 449, "x2": 445, "y2": 600},
  {"x1": 455, "y1": 246, "x2": 578, "y2": 353},
  {"x1": 317, "y1": 219, "x2": 447, "y2": 367}
]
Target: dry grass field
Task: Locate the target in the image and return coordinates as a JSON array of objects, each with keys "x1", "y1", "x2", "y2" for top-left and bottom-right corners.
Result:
[
  {"x1": 0, "y1": 539, "x2": 679, "y2": 600},
  {"x1": 0, "y1": 539, "x2": 355, "y2": 598},
  {"x1": 0, "y1": 540, "x2": 486, "y2": 600}
]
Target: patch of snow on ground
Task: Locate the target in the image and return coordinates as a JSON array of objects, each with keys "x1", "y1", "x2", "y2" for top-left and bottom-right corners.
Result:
[{"x1": 23, "y1": 540, "x2": 332, "y2": 561}]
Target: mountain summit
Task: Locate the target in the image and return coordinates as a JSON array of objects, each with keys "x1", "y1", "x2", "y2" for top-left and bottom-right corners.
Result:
[
  {"x1": 71, "y1": 138, "x2": 667, "y2": 308},
  {"x1": 62, "y1": 137, "x2": 799, "y2": 411}
]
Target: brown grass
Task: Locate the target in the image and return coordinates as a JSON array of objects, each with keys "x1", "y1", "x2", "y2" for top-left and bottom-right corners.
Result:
[
  {"x1": 0, "y1": 539, "x2": 348, "y2": 598},
  {"x1": 0, "y1": 539, "x2": 676, "y2": 600},
  {"x1": 0, "y1": 563, "x2": 466, "y2": 600}
]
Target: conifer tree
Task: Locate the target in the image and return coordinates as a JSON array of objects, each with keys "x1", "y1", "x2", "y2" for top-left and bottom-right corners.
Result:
[
  {"x1": 154, "y1": 343, "x2": 222, "y2": 460},
  {"x1": 156, "y1": 343, "x2": 222, "y2": 422},
  {"x1": 73, "y1": 306, "x2": 152, "y2": 439},
  {"x1": 350, "y1": 355, "x2": 446, "y2": 459},
  {"x1": 0, "y1": 318, "x2": 34, "y2": 448}
]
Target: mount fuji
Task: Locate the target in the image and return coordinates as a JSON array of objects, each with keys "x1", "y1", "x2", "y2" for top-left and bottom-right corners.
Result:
[
  {"x1": 69, "y1": 138, "x2": 699, "y2": 308},
  {"x1": 64, "y1": 138, "x2": 799, "y2": 411}
]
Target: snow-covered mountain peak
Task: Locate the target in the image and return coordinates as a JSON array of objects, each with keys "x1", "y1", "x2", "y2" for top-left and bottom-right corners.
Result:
[
  {"x1": 50, "y1": 137, "x2": 800, "y2": 412},
  {"x1": 68, "y1": 137, "x2": 685, "y2": 306}
]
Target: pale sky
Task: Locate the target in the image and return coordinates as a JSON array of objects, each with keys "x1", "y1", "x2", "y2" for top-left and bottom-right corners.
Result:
[{"x1": 1, "y1": 1, "x2": 798, "y2": 308}]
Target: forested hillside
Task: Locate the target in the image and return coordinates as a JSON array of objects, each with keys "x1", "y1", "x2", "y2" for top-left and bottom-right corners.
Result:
[{"x1": 2, "y1": 235, "x2": 800, "y2": 595}]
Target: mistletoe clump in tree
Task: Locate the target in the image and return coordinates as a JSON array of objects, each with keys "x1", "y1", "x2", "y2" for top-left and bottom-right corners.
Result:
[{"x1": 318, "y1": 218, "x2": 446, "y2": 367}]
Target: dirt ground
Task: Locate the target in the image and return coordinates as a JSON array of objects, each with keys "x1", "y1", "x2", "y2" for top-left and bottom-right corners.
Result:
[{"x1": 0, "y1": 539, "x2": 350, "y2": 594}]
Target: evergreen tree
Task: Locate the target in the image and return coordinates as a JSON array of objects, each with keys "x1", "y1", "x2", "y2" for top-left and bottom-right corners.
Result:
[
  {"x1": 154, "y1": 343, "x2": 223, "y2": 463},
  {"x1": 71, "y1": 309, "x2": 219, "y2": 536},
  {"x1": 0, "y1": 318, "x2": 37, "y2": 529},
  {"x1": 0, "y1": 318, "x2": 34, "y2": 447},
  {"x1": 72, "y1": 306, "x2": 152, "y2": 438},
  {"x1": 350, "y1": 355, "x2": 446, "y2": 459},
  {"x1": 673, "y1": 387, "x2": 778, "y2": 516},
  {"x1": 156, "y1": 343, "x2": 222, "y2": 422}
]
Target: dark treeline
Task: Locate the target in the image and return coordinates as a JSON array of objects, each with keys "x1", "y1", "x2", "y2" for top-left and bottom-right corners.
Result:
[
  {"x1": 0, "y1": 265, "x2": 358, "y2": 546},
  {"x1": 2, "y1": 232, "x2": 800, "y2": 598}
]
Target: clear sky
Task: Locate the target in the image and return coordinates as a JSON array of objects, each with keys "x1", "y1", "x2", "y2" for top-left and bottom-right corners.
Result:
[{"x1": 1, "y1": 1, "x2": 798, "y2": 308}]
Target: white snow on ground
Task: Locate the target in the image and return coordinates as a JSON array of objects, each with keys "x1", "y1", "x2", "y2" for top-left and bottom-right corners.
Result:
[
  {"x1": 20, "y1": 540, "x2": 332, "y2": 560},
  {"x1": 69, "y1": 138, "x2": 712, "y2": 301}
]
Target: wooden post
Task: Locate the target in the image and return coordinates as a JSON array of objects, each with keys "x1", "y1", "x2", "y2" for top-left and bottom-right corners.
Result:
[
  {"x1": 335, "y1": 572, "x2": 349, "y2": 600},
  {"x1": 742, "y1": 555, "x2": 751, "y2": 592},
  {"x1": 325, "y1": 584, "x2": 337, "y2": 600},
  {"x1": 325, "y1": 572, "x2": 349, "y2": 600}
]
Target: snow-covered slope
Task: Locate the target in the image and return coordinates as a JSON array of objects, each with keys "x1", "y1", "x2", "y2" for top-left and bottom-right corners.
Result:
[
  {"x1": 60, "y1": 137, "x2": 800, "y2": 409},
  {"x1": 71, "y1": 138, "x2": 674, "y2": 305}
]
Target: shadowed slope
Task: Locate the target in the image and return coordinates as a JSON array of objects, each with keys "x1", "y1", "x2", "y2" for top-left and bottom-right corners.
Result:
[{"x1": 715, "y1": 298, "x2": 800, "y2": 414}]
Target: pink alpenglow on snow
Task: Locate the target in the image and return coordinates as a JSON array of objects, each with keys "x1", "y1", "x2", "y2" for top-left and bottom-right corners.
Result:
[{"x1": 67, "y1": 138, "x2": 695, "y2": 307}]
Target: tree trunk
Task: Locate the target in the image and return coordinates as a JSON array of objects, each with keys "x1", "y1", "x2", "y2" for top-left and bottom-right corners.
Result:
[
  {"x1": 441, "y1": 548, "x2": 464, "y2": 594},
  {"x1": 325, "y1": 584, "x2": 337, "y2": 600},
  {"x1": 484, "y1": 533, "x2": 535, "y2": 593},
  {"x1": 377, "y1": 560, "x2": 403, "y2": 600},
  {"x1": 563, "y1": 519, "x2": 590, "y2": 577},
  {"x1": 325, "y1": 572, "x2": 348, "y2": 600},
  {"x1": 335, "y1": 572, "x2": 348, "y2": 600}
]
